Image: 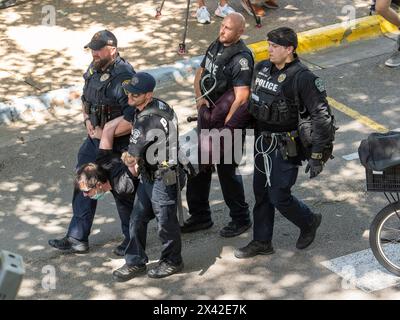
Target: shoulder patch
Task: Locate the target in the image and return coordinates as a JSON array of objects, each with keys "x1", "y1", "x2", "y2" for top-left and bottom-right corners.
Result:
[
  {"x1": 130, "y1": 128, "x2": 141, "y2": 144},
  {"x1": 122, "y1": 79, "x2": 130, "y2": 95},
  {"x1": 315, "y1": 78, "x2": 325, "y2": 92},
  {"x1": 239, "y1": 58, "x2": 249, "y2": 71}
]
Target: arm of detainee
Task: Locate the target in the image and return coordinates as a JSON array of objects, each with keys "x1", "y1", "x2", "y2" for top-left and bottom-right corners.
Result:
[
  {"x1": 113, "y1": 118, "x2": 132, "y2": 137},
  {"x1": 98, "y1": 116, "x2": 124, "y2": 149},
  {"x1": 224, "y1": 86, "x2": 250, "y2": 124}
]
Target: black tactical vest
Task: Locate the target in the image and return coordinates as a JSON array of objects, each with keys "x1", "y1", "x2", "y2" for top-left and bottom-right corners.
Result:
[
  {"x1": 248, "y1": 60, "x2": 308, "y2": 133},
  {"x1": 82, "y1": 56, "x2": 134, "y2": 123},
  {"x1": 200, "y1": 39, "x2": 253, "y2": 103},
  {"x1": 133, "y1": 99, "x2": 178, "y2": 174}
]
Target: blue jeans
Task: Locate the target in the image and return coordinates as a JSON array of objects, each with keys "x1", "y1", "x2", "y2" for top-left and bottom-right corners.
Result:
[
  {"x1": 125, "y1": 176, "x2": 183, "y2": 266},
  {"x1": 252, "y1": 136, "x2": 314, "y2": 242}
]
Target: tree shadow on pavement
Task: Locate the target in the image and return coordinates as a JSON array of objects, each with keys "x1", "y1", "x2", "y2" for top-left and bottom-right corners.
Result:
[{"x1": 1, "y1": 0, "x2": 371, "y2": 102}]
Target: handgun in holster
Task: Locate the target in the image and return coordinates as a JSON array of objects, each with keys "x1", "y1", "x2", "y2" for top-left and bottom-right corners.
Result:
[
  {"x1": 99, "y1": 105, "x2": 107, "y2": 129},
  {"x1": 157, "y1": 161, "x2": 177, "y2": 186},
  {"x1": 89, "y1": 104, "x2": 100, "y2": 128},
  {"x1": 278, "y1": 136, "x2": 288, "y2": 160},
  {"x1": 279, "y1": 132, "x2": 298, "y2": 160}
]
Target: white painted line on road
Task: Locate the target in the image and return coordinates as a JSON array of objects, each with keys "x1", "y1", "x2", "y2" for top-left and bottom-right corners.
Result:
[
  {"x1": 342, "y1": 152, "x2": 359, "y2": 161},
  {"x1": 321, "y1": 247, "x2": 400, "y2": 292}
]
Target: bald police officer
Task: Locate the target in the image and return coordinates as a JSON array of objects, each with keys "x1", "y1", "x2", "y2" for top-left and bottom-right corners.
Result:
[
  {"x1": 235, "y1": 27, "x2": 335, "y2": 258},
  {"x1": 181, "y1": 13, "x2": 253, "y2": 238},
  {"x1": 49, "y1": 30, "x2": 136, "y2": 254}
]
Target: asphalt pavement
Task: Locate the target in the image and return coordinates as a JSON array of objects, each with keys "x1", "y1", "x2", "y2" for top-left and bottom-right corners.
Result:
[{"x1": 2, "y1": 32, "x2": 400, "y2": 299}]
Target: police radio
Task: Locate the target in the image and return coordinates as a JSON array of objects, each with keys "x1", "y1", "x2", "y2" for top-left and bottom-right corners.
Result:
[{"x1": 0, "y1": 250, "x2": 25, "y2": 300}]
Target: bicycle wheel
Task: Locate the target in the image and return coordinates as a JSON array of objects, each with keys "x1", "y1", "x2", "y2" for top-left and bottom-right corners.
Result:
[{"x1": 370, "y1": 201, "x2": 400, "y2": 276}]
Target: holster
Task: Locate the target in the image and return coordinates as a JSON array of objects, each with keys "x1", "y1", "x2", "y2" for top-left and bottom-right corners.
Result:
[{"x1": 154, "y1": 166, "x2": 178, "y2": 186}]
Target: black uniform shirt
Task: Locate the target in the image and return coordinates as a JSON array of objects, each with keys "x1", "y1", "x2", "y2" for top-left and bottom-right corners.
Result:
[
  {"x1": 200, "y1": 42, "x2": 253, "y2": 94},
  {"x1": 96, "y1": 149, "x2": 138, "y2": 200},
  {"x1": 255, "y1": 58, "x2": 332, "y2": 153},
  {"x1": 83, "y1": 55, "x2": 135, "y2": 151},
  {"x1": 127, "y1": 100, "x2": 171, "y2": 166}
]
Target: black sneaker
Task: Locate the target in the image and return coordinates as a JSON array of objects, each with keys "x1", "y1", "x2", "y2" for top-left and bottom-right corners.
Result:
[
  {"x1": 180, "y1": 217, "x2": 213, "y2": 233},
  {"x1": 48, "y1": 236, "x2": 89, "y2": 253},
  {"x1": 219, "y1": 220, "x2": 252, "y2": 238},
  {"x1": 234, "y1": 240, "x2": 274, "y2": 259},
  {"x1": 112, "y1": 264, "x2": 146, "y2": 282},
  {"x1": 112, "y1": 244, "x2": 126, "y2": 257},
  {"x1": 147, "y1": 261, "x2": 184, "y2": 279},
  {"x1": 296, "y1": 213, "x2": 322, "y2": 249},
  {"x1": 112, "y1": 239, "x2": 129, "y2": 257}
]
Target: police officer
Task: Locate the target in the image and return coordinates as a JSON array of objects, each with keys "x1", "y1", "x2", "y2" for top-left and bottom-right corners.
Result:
[
  {"x1": 181, "y1": 12, "x2": 253, "y2": 237},
  {"x1": 112, "y1": 72, "x2": 184, "y2": 281},
  {"x1": 234, "y1": 27, "x2": 335, "y2": 258},
  {"x1": 48, "y1": 30, "x2": 136, "y2": 254}
]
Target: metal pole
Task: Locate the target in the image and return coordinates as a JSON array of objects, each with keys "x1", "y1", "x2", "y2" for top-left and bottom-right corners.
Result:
[{"x1": 178, "y1": 0, "x2": 191, "y2": 54}]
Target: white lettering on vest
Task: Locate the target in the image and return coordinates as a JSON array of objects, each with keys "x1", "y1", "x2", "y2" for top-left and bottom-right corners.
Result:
[{"x1": 255, "y1": 78, "x2": 278, "y2": 92}]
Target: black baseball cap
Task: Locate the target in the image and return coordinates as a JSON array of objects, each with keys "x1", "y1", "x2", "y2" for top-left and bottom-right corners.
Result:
[
  {"x1": 267, "y1": 27, "x2": 298, "y2": 49},
  {"x1": 84, "y1": 30, "x2": 118, "y2": 50},
  {"x1": 122, "y1": 72, "x2": 156, "y2": 95}
]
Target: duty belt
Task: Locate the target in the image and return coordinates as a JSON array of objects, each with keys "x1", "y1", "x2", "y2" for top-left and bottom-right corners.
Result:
[{"x1": 261, "y1": 130, "x2": 299, "y2": 160}]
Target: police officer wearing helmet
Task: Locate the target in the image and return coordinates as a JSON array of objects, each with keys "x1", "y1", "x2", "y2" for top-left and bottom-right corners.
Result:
[
  {"x1": 49, "y1": 30, "x2": 136, "y2": 254},
  {"x1": 234, "y1": 27, "x2": 334, "y2": 259},
  {"x1": 113, "y1": 72, "x2": 185, "y2": 281},
  {"x1": 181, "y1": 12, "x2": 253, "y2": 238}
]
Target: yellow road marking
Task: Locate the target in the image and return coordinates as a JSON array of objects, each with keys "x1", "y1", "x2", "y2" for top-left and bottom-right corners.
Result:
[{"x1": 327, "y1": 97, "x2": 388, "y2": 133}]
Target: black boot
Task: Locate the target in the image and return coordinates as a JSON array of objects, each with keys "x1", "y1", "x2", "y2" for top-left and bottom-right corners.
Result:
[
  {"x1": 219, "y1": 220, "x2": 252, "y2": 238},
  {"x1": 180, "y1": 217, "x2": 213, "y2": 233},
  {"x1": 234, "y1": 240, "x2": 274, "y2": 259},
  {"x1": 112, "y1": 238, "x2": 129, "y2": 257},
  {"x1": 296, "y1": 213, "x2": 322, "y2": 249},
  {"x1": 48, "y1": 236, "x2": 89, "y2": 253}
]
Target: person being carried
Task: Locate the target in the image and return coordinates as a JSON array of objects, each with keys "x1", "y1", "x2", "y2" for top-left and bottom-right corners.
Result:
[{"x1": 72, "y1": 116, "x2": 140, "y2": 256}]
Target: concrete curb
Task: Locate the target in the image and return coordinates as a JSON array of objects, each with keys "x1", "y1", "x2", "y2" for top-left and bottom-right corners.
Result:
[
  {"x1": 249, "y1": 15, "x2": 398, "y2": 61},
  {"x1": 1, "y1": 14, "x2": 398, "y2": 126}
]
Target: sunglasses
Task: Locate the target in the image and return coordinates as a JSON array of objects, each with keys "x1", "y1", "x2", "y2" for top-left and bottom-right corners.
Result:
[
  {"x1": 79, "y1": 181, "x2": 95, "y2": 194},
  {"x1": 123, "y1": 89, "x2": 143, "y2": 98}
]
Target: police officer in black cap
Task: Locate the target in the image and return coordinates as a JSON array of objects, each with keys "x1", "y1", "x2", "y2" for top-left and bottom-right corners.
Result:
[
  {"x1": 181, "y1": 12, "x2": 253, "y2": 238},
  {"x1": 112, "y1": 72, "x2": 185, "y2": 281},
  {"x1": 234, "y1": 27, "x2": 335, "y2": 258},
  {"x1": 49, "y1": 30, "x2": 136, "y2": 254}
]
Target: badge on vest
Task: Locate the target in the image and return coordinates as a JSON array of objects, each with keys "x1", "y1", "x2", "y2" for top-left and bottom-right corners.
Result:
[
  {"x1": 100, "y1": 73, "x2": 110, "y2": 82},
  {"x1": 278, "y1": 74, "x2": 286, "y2": 83}
]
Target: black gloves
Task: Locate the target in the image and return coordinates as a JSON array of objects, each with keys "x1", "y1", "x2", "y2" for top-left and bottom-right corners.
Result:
[{"x1": 305, "y1": 158, "x2": 324, "y2": 179}]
